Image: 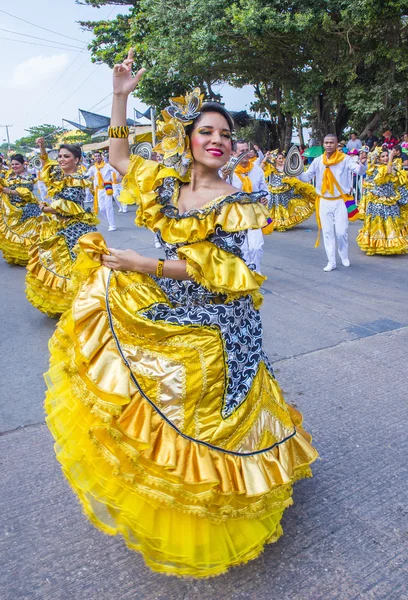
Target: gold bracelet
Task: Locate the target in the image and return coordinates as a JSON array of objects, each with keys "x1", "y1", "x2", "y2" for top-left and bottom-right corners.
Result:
[
  {"x1": 39, "y1": 153, "x2": 48, "y2": 160},
  {"x1": 156, "y1": 258, "x2": 165, "y2": 278},
  {"x1": 108, "y1": 126, "x2": 129, "y2": 139}
]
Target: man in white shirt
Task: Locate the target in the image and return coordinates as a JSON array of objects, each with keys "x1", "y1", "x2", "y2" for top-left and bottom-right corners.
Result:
[
  {"x1": 346, "y1": 132, "x2": 362, "y2": 152},
  {"x1": 86, "y1": 152, "x2": 116, "y2": 231},
  {"x1": 299, "y1": 134, "x2": 367, "y2": 271},
  {"x1": 228, "y1": 140, "x2": 269, "y2": 272}
]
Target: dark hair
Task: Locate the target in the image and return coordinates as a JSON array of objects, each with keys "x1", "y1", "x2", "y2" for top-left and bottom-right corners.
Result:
[
  {"x1": 350, "y1": 131, "x2": 357, "y2": 136},
  {"x1": 185, "y1": 102, "x2": 235, "y2": 138},
  {"x1": 324, "y1": 133, "x2": 338, "y2": 141},
  {"x1": 10, "y1": 154, "x2": 25, "y2": 164},
  {"x1": 59, "y1": 144, "x2": 82, "y2": 161},
  {"x1": 232, "y1": 139, "x2": 249, "y2": 152},
  {"x1": 394, "y1": 145, "x2": 401, "y2": 153}
]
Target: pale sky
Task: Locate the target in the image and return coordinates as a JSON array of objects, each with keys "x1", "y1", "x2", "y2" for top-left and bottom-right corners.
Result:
[{"x1": 0, "y1": 0, "x2": 256, "y2": 143}]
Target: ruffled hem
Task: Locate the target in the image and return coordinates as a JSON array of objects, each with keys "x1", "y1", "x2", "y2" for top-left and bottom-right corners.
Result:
[
  {"x1": 0, "y1": 195, "x2": 41, "y2": 263},
  {"x1": 0, "y1": 240, "x2": 29, "y2": 265},
  {"x1": 357, "y1": 215, "x2": 408, "y2": 255},
  {"x1": 270, "y1": 200, "x2": 315, "y2": 231},
  {"x1": 25, "y1": 273, "x2": 71, "y2": 318}
]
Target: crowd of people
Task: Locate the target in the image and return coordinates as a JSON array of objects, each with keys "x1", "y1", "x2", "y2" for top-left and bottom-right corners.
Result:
[{"x1": 0, "y1": 49, "x2": 407, "y2": 579}]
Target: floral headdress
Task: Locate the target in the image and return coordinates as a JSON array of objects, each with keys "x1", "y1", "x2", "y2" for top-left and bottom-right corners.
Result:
[{"x1": 154, "y1": 87, "x2": 204, "y2": 176}]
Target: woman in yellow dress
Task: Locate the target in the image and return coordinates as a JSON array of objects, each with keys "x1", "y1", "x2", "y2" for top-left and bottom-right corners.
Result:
[
  {"x1": 44, "y1": 50, "x2": 317, "y2": 577},
  {"x1": 0, "y1": 154, "x2": 42, "y2": 265},
  {"x1": 25, "y1": 138, "x2": 99, "y2": 317},
  {"x1": 262, "y1": 150, "x2": 316, "y2": 231},
  {"x1": 357, "y1": 148, "x2": 408, "y2": 255}
]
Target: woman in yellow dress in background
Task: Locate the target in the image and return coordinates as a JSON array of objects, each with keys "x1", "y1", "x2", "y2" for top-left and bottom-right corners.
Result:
[
  {"x1": 44, "y1": 50, "x2": 317, "y2": 578},
  {"x1": 357, "y1": 148, "x2": 408, "y2": 255},
  {"x1": 0, "y1": 154, "x2": 42, "y2": 265},
  {"x1": 25, "y1": 138, "x2": 99, "y2": 317},
  {"x1": 262, "y1": 150, "x2": 316, "y2": 231}
]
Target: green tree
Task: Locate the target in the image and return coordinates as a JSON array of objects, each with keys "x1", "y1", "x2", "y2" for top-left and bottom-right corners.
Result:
[
  {"x1": 15, "y1": 124, "x2": 67, "y2": 150},
  {"x1": 78, "y1": 0, "x2": 408, "y2": 146}
]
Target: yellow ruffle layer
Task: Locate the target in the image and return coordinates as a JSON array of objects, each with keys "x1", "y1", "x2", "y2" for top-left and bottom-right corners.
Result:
[
  {"x1": 0, "y1": 193, "x2": 41, "y2": 265},
  {"x1": 357, "y1": 215, "x2": 408, "y2": 255},
  {"x1": 25, "y1": 236, "x2": 74, "y2": 318},
  {"x1": 121, "y1": 155, "x2": 270, "y2": 244},
  {"x1": 177, "y1": 241, "x2": 265, "y2": 308},
  {"x1": 44, "y1": 233, "x2": 317, "y2": 577}
]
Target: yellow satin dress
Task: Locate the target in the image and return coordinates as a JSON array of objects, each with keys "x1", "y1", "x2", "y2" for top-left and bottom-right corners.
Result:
[
  {"x1": 44, "y1": 155, "x2": 317, "y2": 577},
  {"x1": 357, "y1": 161, "x2": 408, "y2": 255},
  {"x1": 265, "y1": 164, "x2": 316, "y2": 231},
  {"x1": 0, "y1": 170, "x2": 42, "y2": 265},
  {"x1": 25, "y1": 161, "x2": 99, "y2": 318}
]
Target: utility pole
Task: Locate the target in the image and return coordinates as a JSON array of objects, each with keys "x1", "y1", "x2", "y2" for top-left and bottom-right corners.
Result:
[
  {"x1": 150, "y1": 107, "x2": 156, "y2": 147},
  {"x1": 0, "y1": 124, "x2": 12, "y2": 152}
]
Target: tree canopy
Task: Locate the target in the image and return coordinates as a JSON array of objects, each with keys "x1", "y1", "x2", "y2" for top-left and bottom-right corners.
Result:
[
  {"x1": 79, "y1": 0, "x2": 408, "y2": 148},
  {"x1": 14, "y1": 124, "x2": 67, "y2": 152}
]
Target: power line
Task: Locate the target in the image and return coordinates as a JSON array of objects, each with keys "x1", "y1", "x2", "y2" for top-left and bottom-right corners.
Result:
[
  {"x1": 87, "y1": 93, "x2": 113, "y2": 112},
  {"x1": 31, "y1": 66, "x2": 103, "y2": 125},
  {"x1": 0, "y1": 36, "x2": 85, "y2": 52},
  {"x1": 0, "y1": 8, "x2": 85, "y2": 44},
  {"x1": 0, "y1": 27, "x2": 85, "y2": 50}
]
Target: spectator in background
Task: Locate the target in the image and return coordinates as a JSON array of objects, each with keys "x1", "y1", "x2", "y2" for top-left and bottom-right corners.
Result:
[
  {"x1": 401, "y1": 133, "x2": 408, "y2": 156},
  {"x1": 380, "y1": 129, "x2": 399, "y2": 150},
  {"x1": 338, "y1": 141, "x2": 348, "y2": 154},
  {"x1": 346, "y1": 132, "x2": 362, "y2": 152},
  {"x1": 364, "y1": 130, "x2": 378, "y2": 150},
  {"x1": 392, "y1": 145, "x2": 408, "y2": 167}
]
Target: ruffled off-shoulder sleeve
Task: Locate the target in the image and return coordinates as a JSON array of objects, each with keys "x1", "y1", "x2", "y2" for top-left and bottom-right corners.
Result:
[{"x1": 177, "y1": 241, "x2": 266, "y2": 308}]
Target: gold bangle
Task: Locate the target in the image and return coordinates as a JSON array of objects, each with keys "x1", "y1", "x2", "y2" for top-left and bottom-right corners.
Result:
[
  {"x1": 108, "y1": 126, "x2": 129, "y2": 139},
  {"x1": 156, "y1": 258, "x2": 165, "y2": 278},
  {"x1": 39, "y1": 153, "x2": 48, "y2": 160}
]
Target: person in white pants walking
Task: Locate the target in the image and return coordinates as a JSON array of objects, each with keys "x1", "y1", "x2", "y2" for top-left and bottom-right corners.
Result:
[
  {"x1": 86, "y1": 152, "x2": 116, "y2": 231},
  {"x1": 111, "y1": 167, "x2": 127, "y2": 212},
  {"x1": 227, "y1": 140, "x2": 269, "y2": 272},
  {"x1": 298, "y1": 134, "x2": 367, "y2": 271}
]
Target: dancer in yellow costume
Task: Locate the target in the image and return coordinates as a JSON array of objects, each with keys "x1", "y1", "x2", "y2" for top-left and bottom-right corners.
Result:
[
  {"x1": 262, "y1": 151, "x2": 316, "y2": 231},
  {"x1": 357, "y1": 148, "x2": 408, "y2": 255},
  {"x1": 44, "y1": 50, "x2": 317, "y2": 578},
  {"x1": 26, "y1": 138, "x2": 99, "y2": 317},
  {"x1": 0, "y1": 154, "x2": 42, "y2": 265}
]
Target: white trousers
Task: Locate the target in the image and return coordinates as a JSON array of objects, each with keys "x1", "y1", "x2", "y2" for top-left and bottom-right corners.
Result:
[
  {"x1": 243, "y1": 228, "x2": 264, "y2": 272},
  {"x1": 37, "y1": 181, "x2": 48, "y2": 202},
  {"x1": 113, "y1": 183, "x2": 127, "y2": 212},
  {"x1": 97, "y1": 189, "x2": 116, "y2": 228},
  {"x1": 320, "y1": 199, "x2": 349, "y2": 265}
]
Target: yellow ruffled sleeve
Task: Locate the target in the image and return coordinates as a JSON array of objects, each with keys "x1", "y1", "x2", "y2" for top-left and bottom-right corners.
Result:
[
  {"x1": 177, "y1": 241, "x2": 266, "y2": 308},
  {"x1": 13, "y1": 186, "x2": 38, "y2": 203}
]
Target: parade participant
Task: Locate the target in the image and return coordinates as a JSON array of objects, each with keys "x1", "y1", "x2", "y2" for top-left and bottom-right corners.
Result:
[
  {"x1": 357, "y1": 148, "x2": 408, "y2": 255},
  {"x1": 248, "y1": 143, "x2": 264, "y2": 166},
  {"x1": 44, "y1": 49, "x2": 317, "y2": 579},
  {"x1": 299, "y1": 133, "x2": 367, "y2": 271},
  {"x1": 25, "y1": 138, "x2": 99, "y2": 318},
  {"x1": 86, "y1": 151, "x2": 116, "y2": 230},
  {"x1": 262, "y1": 150, "x2": 316, "y2": 231},
  {"x1": 111, "y1": 166, "x2": 127, "y2": 212},
  {"x1": 0, "y1": 154, "x2": 41, "y2": 265},
  {"x1": 225, "y1": 139, "x2": 269, "y2": 271}
]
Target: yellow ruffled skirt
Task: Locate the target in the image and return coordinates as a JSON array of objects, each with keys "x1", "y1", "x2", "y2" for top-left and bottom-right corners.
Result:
[
  {"x1": 357, "y1": 214, "x2": 408, "y2": 255},
  {"x1": 269, "y1": 179, "x2": 316, "y2": 232},
  {"x1": 0, "y1": 195, "x2": 41, "y2": 265},
  {"x1": 44, "y1": 234, "x2": 318, "y2": 578},
  {"x1": 25, "y1": 226, "x2": 75, "y2": 318}
]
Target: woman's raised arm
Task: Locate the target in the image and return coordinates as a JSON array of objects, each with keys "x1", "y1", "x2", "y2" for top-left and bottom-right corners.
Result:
[{"x1": 110, "y1": 48, "x2": 145, "y2": 176}]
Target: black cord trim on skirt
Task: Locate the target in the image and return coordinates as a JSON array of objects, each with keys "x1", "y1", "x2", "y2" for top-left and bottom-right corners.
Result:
[{"x1": 105, "y1": 270, "x2": 297, "y2": 457}]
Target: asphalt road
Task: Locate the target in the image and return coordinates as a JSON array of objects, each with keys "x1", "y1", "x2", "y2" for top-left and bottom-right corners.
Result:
[{"x1": 1, "y1": 208, "x2": 407, "y2": 600}]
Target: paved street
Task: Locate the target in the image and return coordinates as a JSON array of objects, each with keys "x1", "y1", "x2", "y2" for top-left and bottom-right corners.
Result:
[{"x1": 1, "y1": 208, "x2": 407, "y2": 600}]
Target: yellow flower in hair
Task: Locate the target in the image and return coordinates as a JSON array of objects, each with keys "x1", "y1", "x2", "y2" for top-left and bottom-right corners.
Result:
[
  {"x1": 155, "y1": 118, "x2": 187, "y2": 158},
  {"x1": 165, "y1": 87, "x2": 204, "y2": 124}
]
